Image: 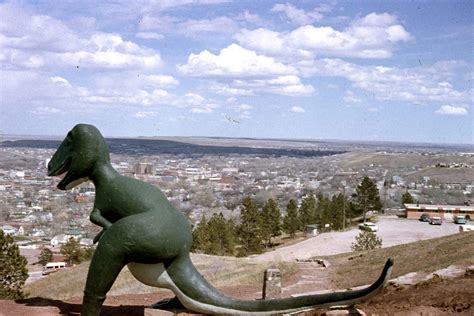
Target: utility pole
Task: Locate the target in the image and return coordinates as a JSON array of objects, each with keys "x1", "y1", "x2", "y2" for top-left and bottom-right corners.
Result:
[{"x1": 341, "y1": 181, "x2": 346, "y2": 230}]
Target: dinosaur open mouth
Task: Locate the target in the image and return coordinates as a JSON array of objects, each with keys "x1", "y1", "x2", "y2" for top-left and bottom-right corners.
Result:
[{"x1": 48, "y1": 157, "x2": 71, "y2": 177}]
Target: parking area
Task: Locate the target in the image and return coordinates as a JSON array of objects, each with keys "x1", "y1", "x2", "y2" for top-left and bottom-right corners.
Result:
[{"x1": 254, "y1": 216, "x2": 462, "y2": 262}]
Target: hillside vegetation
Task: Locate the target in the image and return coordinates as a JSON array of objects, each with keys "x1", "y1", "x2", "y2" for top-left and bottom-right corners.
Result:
[
  {"x1": 25, "y1": 254, "x2": 296, "y2": 300},
  {"x1": 321, "y1": 231, "x2": 474, "y2": 289},
  {"x1": 25, "y1": 232, "x2": 474, "y2": 301}
]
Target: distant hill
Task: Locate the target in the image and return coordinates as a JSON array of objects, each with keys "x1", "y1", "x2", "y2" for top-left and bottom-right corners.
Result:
[{"x1": 1, "y1": 138, "x2": 344, "y2": 158}]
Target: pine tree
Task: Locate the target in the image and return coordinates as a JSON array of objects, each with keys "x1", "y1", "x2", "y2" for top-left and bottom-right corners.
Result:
[
  {"x1": 298, "y1": 195, "x2": 316, "y2": 230},
  {"x1": 60, "y1": 237, "x2": 84, "y2": 265},
  {"x1": 329, "y1": 193, "x2": 345, "y2": 231},
  {"x1": 283, "y1": 199, "x2": 300, "y2": 238},
  {"x1": 238, "y1": 197, "x2": 263, "y2": 256},
  {"x1": 401, "y1": 191, "x2": 414, "y2": 205},
  {"x1": 351, "y1": 231, "x2": 383, "y2": 251},
  {"x1": 260, "y1": 198, "x2": 281, "y2": 247},
  {"x1": 354, "y1": 176, "x2": 382, "y2": 223},
  {"x1": 206, "y1": 213, "x2": 236, "y2": 256},
  {"x1": 317, "y1": 194, "x2": 331, "y2": 231},
  {"x1": 191, "y1": 215, "x2": 209, "y2": 253},
  {"x1": 0, "y1": 231, "x2": 28, "y2": 299},
  {"x1": 38, "y1": 247, "x2": 53, "y2": 266}
]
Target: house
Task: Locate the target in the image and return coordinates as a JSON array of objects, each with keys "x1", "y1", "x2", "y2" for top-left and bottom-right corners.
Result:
[{"x1": 0, "y1": 225, "x2": 17, "y2": 235}]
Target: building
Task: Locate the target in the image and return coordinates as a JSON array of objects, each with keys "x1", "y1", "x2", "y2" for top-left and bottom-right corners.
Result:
[
  {"x1": 404, "y1": 203, "x2": 474, "y2": 220},
  {"x1": 134, "y1": 162, "x2": 155, "y2": 175},
  {"x1": 0, "y1": 225, "x2": 17, "y2": 235}
]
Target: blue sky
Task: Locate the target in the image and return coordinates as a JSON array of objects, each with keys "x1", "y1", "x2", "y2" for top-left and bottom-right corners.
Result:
[{"x1": 0, "y1": 0, "x2": 472, "y2": 144}]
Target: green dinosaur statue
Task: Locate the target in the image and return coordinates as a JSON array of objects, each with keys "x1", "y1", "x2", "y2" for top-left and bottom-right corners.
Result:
[{"x1": 48, "y1": 124, "x2": 394, "y2": 315}]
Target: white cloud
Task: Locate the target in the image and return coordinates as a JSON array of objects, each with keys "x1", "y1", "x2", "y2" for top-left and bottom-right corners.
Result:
[
  {"x1": 178, "y1": 17, "x2": 239, "y2": 36},
  {"x1": 298, "y1": 58, "x2": 471, "y2": 105},
  {"x1": 178, "y1": 44, "x2": 296, "y2": 77},
  {"x1": 271, "y1": 3, "x2": 330, "y2": 26},
  {"x1": 343, "y1": 90, "x2": 363, "y2": 103},
  {"x1": 235, "y1": 12, "x2": 412, "y2": 59},
  {"x1": 136, "y1": 32, "x2": 164, "y2": 40},
  {"x1": 435, "y1": 105, "x2": 468, "y2": 116},
  {"x1": 134, "y1": 111, "x2": 156, "y2": 118},
  {"x1": 210, "y1": 76, "x2": 314, "y2": 97},
  {"x1": 0, "y1": 4, "x2": 162, "y2": 71},
  {"x1": 290, "y1": 106, "x2": 305, "y2": 113},
  {"x1": 234, "y1": 29, "x2": 285, "y2": 55},
  {"x1": 31, "y1": 106, "x2": 63, "y2": 115}
]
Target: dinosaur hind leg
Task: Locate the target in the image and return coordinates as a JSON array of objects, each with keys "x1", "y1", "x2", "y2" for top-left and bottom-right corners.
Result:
[{"x1": 82, "y1": 234, "x2": 127, "y2": 316}]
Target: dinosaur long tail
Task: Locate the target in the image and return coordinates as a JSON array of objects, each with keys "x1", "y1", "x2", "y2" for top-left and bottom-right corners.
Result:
[{"x1": 129, "y1": 255, "x2": 393, "y2": 314}]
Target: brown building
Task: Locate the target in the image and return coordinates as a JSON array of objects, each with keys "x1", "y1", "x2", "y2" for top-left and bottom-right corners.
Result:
[{"x1": 404, "y1": 203, "x2": 474, "y2": 220}]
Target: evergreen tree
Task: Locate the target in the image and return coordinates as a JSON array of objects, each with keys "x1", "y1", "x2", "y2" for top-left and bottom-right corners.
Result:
[
  {"x1": 38, "y1": 247, "x2": 53, "y2": 266},
  {"x1": 0, "y1": 231, "x2": 28, "y2": 299},
  {"x1": 238, "y1": 197, "x2": 263, "y2": 256},
  {"x1": 353, "y1": 176, "x2": 382, "y2": 223},
  {"x1": 329, "y1": 193, "x2": 345, "y2": 231},
  {"x1": 83, "y1": 246, "x2": 95, "y2": 261},
  {"x1": 317, "y1": 194, "x2": 331, "y2": 231},
  {"x1": 260, "y1": 198, "x2": 281, "y2": 247},
  {"x1": 60, "y1": 237, "x2": 84, "y2": 265},
  {"x1": 351, "y1": 231, "x2": 383, "y2": 251},
  {"x1": 191, "y1": 215, "x2": 209, "y2": 253},
  {"x1": 283, "y1": 199, "x2": 300, "y2": 238},
  {"x1": 401, "y1": 191, "x2": 414, "y2": 205},
  {"x1": 206, "y1": 213, "x2": 236, "y2": 256},
  {"x1": 298, "y1": 195, "x2": 317, "y2": 230}
]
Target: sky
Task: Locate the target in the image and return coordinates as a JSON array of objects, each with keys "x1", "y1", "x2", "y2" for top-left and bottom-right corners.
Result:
[{"x1": 0, "y1": 0, "x2": 473, "y2": 144}]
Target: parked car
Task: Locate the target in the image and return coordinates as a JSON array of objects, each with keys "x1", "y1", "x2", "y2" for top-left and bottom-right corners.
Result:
[
  {"x1": 454, "y1": 215, "x2": 467, "y2": 224},
  {"x1": 419, "y1": 213, "x2": 431, "y2": 222},
  {"x1": 358, "y1": 222, "x2": 378, "y2": 232},
  {"x1": 429, "y1": 216, "x2": 442, "y2": 225},
  {"x1": 459, "y1": 224, "x2": 474, "y2": 232},
  {"x1": 42, "y1": 262, "x2": 66, "y2": 275}
]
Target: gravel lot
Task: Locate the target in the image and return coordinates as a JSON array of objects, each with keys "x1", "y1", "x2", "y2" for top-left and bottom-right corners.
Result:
[{"x1": 253, "y1": 216, "x2": 461, "y2": 262}]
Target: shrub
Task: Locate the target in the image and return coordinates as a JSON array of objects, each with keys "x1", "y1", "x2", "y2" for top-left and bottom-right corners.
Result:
[{"x1": 351, "y1": 231, "x2": 383, "y2": 251}]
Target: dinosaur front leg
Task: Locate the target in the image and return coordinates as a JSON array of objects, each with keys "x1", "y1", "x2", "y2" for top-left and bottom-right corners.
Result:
[{"x1": 82, "y1": 230, "x2": 126, "y2": 316}]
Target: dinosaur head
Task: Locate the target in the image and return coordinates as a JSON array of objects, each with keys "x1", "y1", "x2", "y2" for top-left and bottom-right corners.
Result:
[{"x1": 48, "y1": 124, "x2": 110, "y2": 190}]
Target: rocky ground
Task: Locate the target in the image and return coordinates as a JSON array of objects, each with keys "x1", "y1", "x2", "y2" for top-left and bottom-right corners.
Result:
[{"x1": 2, "y1": 266, "x2": 472, "y2": 315}]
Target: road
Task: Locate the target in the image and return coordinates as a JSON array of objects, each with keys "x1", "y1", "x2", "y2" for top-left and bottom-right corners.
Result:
[{"x1": 253, "y1": 216, "x2": 460, "y2": 262}]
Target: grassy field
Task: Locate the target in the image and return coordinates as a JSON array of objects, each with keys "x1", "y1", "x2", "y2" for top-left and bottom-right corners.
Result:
[
  {"x1": 25, "y1": 254, "x2": 297, "y2": 300},
  {"x1": 320, "y1": 231, "x2": 474, "y2": 289},
  {"x1": 336, "y1": 152, "x2": 474, "y2": 171}
]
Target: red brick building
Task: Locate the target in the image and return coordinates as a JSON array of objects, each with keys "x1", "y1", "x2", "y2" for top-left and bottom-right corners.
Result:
[{"x1": 404, "y1": 203, "x2": 474, "y2": 220}]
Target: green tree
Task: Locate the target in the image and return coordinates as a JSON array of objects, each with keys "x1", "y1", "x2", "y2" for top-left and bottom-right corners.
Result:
[
  {"x1": 191, "y1": 215, "x2": 209, "y2": 253},
  {"x1": 351, "y1": 231, "x2": 383, "y2": 251},
  {"x1": 260, "y1": 198, "x2": 281, "y2": 247},
  {"x1": 238, "y1": 197, "x2": 263, "y2": 256},
  {"x1": 206, "y1": 213, "x2": 236, "y2": 256},
  {"x1": 0, "y1": 231, "x2": 28, "y2": 299},
  {"x1": 83, "y1": 246, "x2": 95, "y2": 261},
  {"x1": 353, "y1": 176, "x2": 383, "y2": 223},
  {"x1": 283, "y1": 199, "x2": 300, "y2": 238},
  {"x1": 328, "y1": 193, "x2": 345, "y2": 231},
  {"x1": 401, "y1": 191, "x2": 414, "y2": 205},
  {"x1": 60, "y1": 237, "x2": 83, "y2": 265},
  {"x1": 298, "y1": 195, "x2": 317, "y2": 230},
  {"x1": 38, "y1": 247, "x2": 53, "y2": 266},
  {"x1": 316, "y1": 194, "x2": 331, "y2": 230}
]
